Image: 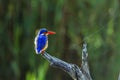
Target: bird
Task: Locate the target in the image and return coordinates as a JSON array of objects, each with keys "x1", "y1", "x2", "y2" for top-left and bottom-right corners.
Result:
[{"x1": 34, "y1": 28, "x2": 56, "y2": 54}]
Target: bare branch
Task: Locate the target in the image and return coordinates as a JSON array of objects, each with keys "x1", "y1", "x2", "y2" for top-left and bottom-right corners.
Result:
[
  {"x1": 81, "y1": 43, "x2": 92, "y2": 80},
  {"x1": 41, "y1": 43, "x2": 92, "y2": 80},
  {"x1": 118, "y1": 73, "x2": 120, "y2": 80}
]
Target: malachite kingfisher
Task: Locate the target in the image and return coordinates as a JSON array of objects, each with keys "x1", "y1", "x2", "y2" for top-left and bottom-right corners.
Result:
[{"x1": 34, "y1": 28, "x2": 56, "y2": 54}]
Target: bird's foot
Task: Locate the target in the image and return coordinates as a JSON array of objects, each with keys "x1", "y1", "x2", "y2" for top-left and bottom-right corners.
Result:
[{"x1": 41, "y1": 50, "x2": 45, "y2": 54}]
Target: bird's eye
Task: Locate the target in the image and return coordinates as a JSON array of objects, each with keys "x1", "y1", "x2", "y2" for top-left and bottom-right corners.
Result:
[{"x1": 44, "y1": 32, "x2": 47, "y2": 34}]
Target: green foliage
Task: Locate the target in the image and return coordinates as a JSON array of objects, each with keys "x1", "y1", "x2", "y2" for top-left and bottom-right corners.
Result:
[
  {"x1": 0, "y1": 0, "x2": 120, "y2": 80},
  {"x1": 26, "y1": 72, "x2": 36, "y2": 80}
]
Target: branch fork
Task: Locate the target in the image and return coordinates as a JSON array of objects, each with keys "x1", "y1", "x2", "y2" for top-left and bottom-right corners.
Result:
[{"x1": 41, "y1": 43, "x2": 92, "y2": 80}]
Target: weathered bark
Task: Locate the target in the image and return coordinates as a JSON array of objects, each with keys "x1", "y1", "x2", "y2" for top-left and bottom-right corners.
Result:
[{"x1": 41, "y1": 43, "x2": 92, "y2": 80}]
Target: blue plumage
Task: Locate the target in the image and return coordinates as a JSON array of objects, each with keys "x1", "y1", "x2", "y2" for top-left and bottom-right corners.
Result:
[
  {"x1": 34, "y1": 28, "x2": 55, "y2": 54},
  {"x1": 34, "y1": 28, "x2": 48, "y2": 54},
  {"x1": 36, "y1": 34, "x2": 47, "y2": 53}
]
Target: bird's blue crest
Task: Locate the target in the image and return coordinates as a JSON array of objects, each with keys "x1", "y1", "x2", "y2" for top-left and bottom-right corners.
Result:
[{"x1": 39, "y1": 28, "x2": 48, "y2": 35}]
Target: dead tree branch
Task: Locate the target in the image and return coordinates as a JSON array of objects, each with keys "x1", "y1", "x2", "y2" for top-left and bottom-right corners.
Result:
[
  {"x1": 118, "y1": 73, "x2": 120, "y2": 80},
  {"x1": 41, "y1": 43, "x2": 92, "y2": 80}
]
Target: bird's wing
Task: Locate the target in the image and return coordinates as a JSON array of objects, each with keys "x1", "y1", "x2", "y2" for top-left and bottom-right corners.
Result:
[{"x1": 34, "y1": 35, "x2": 47, "y2": 54}]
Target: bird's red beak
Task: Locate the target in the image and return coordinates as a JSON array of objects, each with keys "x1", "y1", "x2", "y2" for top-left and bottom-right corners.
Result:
[{"x1": 47, "y1": 31, "x2": 56, "y2": 35}]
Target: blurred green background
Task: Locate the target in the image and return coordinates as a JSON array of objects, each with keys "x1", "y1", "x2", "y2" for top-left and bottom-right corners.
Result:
[{"x1": 0, "y1": 0, "x2": 120, "y2": 80}]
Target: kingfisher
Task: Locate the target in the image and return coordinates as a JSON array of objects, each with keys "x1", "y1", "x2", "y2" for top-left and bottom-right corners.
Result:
[{"x1": 34, "y1": 28, "x2": 56, "y2": 54}]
